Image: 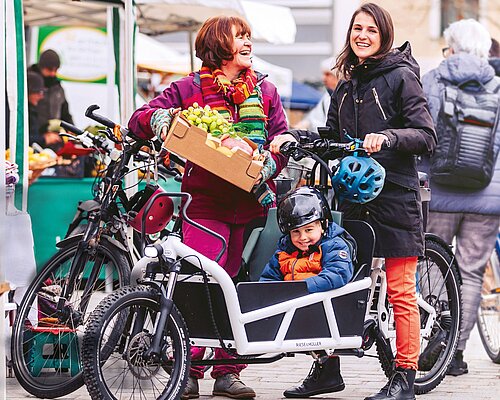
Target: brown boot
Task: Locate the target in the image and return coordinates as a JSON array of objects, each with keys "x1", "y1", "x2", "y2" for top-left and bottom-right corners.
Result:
[
  {"x1": 181, "y1": 376, "x2": 199, "y2": 399},
  {"x1": 212, "y1": 373, "x2": 256, "y2": 399}
]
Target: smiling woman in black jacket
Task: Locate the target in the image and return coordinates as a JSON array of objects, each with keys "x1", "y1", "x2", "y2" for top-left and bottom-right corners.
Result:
[{"x1": 271, "y1": 3, "x2": 436, "y2": 400}]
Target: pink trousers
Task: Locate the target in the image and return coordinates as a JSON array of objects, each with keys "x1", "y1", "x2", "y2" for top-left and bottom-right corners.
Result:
[{"x1": 183, "y1": 219, "x2": 247, "y2": 378}]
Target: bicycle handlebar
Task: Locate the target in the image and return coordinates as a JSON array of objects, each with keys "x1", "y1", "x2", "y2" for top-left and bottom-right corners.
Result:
[
  {"x1": 85, "y1": 104, "x2": 115, "y2": 129},
  {"x1": 60, "y1": 120, "x2": 84, "y2": 136}
]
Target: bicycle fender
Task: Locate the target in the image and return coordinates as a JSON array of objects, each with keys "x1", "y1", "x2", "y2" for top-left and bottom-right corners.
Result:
[
  {"x1": 56, "y1": 233, "x2": 84, "y2": 249},
  {"x1": 77, "y1": 199, "x2": 101, "y2": 213},
  {"x1": 55, "y1": 233, "x2": 129, "y2": 255},
  {"x1": 424, "y1": 232, "x2": 463, "y2": 285}
]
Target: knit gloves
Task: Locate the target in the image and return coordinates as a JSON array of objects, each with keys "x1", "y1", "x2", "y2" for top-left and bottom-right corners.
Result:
[
  {"x1": 252, "y1": 149, "x2": 277, "y2": 207},
  {"x1": 253, "y1": 182, "x2": 275, "y2": 207},
  {"x1": 260, "y1": 149, "x2": 276, "y2": 183},
  {"x1": 151, "y1": 108, "x2": 178, "y2": 139}
]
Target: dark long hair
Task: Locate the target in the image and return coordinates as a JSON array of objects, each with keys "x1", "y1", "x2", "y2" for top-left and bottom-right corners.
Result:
[{"x1": 335, "y1": 3, "x2": 394, "y2": 79}]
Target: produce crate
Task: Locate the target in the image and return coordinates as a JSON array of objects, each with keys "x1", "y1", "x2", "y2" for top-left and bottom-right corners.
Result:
[{"x1": 165, "y1": 115, "x2": 263, "y2": 192}]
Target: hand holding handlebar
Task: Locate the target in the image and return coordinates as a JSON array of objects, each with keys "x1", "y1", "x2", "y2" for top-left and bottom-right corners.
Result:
[
  {"x1": 270, "y1": 133, "x2": 297, "y2": 154},
  {"x1": 362, "y1": 133, "x2": 390, "y2": 155}
]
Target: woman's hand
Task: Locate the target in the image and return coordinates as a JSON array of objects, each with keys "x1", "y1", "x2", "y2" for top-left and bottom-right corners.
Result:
[
  {"x1": 270, "y1": 133, "x2": 297, "y2": 154},
  {"x1": 363, "y1": 133, "x2": 389, "y2": 155},
  {"x1": 160, "y1": 108, "x2": 181, "y2": 140}
]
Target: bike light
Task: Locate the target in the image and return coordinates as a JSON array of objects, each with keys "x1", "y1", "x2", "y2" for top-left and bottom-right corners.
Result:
[{"x1": 144, "y1": 244, "x2": 163, "y2": 258}]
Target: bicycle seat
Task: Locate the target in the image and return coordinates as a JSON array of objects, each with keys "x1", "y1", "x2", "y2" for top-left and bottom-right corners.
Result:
[
  {"x1": 343, "y1": 220, "x2": 375, "y2": 282},
  {"x1": 243, "y1": 208, "x2": 282, "y2": 281}
]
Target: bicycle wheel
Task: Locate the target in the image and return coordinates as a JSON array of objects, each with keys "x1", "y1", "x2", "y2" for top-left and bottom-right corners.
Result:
[
  {"x1": 11, "y1": 241, "x2": 130, "y2": 399},
  {"x1": 376, "y1": 235, "x2": 461, "y2": 394},
  {"x1": 477, "y1": 254, "x2": 500, "y2": 363},
  {"x1": 82, "y1": 285, "x2": 190, "y2": 400}
]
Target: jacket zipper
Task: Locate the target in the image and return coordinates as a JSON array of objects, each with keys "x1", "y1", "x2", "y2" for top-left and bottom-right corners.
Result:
[
  {"x1": 372, "y1": 88, "x2": 388, "y2": 120},
  {"x1": 291, "y1": 258, "x2": 299, "y2": 281},
  {"x1": 338, "y1": 92, "x2": 347, "y2": 115}
]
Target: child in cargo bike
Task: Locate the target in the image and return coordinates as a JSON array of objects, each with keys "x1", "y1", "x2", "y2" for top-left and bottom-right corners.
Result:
[{"x1": 260, "y1": 186, "x2": 355, "y2": 396}]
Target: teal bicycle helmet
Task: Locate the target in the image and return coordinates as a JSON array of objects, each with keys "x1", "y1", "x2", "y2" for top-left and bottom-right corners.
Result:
[{"x1": 332, "y1": 155, "x2": 385, "y2": 204}]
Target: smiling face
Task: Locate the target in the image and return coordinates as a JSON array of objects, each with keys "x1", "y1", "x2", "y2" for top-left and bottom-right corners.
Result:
[
  {"x1": 225, "y1": 25, "x2": 253, "y2": 73},
  {"x1": 350, "y1": 12, "x2": 381, "y2": 64},
  {"x1": 289, "y1": 220, "x2": 324, "y2": 252}
]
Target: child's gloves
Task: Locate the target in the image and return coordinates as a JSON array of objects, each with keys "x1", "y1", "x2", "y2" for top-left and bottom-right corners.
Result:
[
  {"x1": 260, "y1": 149, "x2": 276, "y2": 183},
  {"x1": 151, "y1": 108, "x2": 178, "y2": 140},
  {"x1": 253, "y1": 182, "x2": 275, "y2": 207}
]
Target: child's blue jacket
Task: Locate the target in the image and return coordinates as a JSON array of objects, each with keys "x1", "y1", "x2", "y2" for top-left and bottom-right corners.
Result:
[{"x1": 259, "y1": 222, "x2": 354, "y2": 293}]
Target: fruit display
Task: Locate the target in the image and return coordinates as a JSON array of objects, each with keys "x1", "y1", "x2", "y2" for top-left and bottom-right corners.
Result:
[
  {"x1": 181, "y1": 103, "x2": 263, "y2": 160},
  {"x1": 27, "y1": 146, "x2": 58, "y2": 170}
]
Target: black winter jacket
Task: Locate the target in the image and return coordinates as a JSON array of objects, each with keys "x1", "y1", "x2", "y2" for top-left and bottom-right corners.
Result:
[
  {"x1": 292, "y1": 42, "x2": 437, "y2": 258},
  {"x1": 28, "y1": 64, "x2": 73, "y2": 134}
]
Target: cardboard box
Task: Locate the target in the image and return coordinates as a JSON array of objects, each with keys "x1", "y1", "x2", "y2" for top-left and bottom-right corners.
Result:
[{"x1": 164, "y1": 115, "x2": 263, "y2": 192}]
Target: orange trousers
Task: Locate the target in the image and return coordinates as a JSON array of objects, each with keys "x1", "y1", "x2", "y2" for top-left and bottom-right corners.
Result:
[{"x1": 385, "y1": 257, "x2": 420, "y2": 370}]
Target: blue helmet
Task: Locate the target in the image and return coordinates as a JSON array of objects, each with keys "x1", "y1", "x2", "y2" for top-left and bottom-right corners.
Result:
[{"x1": 332, "y1": 156, "x2": 385, "y2": 204}]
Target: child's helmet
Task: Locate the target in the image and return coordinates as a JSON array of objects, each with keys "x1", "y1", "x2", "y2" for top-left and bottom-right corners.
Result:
[
  {"x1": 331, "y1": 156, "x2": 385, "y2": 204},
  {"x1": 277, "y1": 186, "x2": 332, "y2": 234},
  {"x1": 128, "y1": 184, "x2": 174, "y2": 234}
]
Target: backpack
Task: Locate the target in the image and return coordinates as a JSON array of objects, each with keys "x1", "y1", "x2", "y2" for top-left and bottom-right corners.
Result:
[{"x1": 430, "y1": 77, "x2": 500, "y2": 190}]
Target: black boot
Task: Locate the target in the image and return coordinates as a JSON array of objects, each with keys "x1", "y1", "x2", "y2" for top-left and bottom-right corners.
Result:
[
  {"x1": 447, "y1": 350, "x2": 468, "y2": 376},
  {"x1": 283, "y1": 356, "x2": 345, "y2": 398},
  {"x1": 364, "y1": 368, "x2": 416, "y2": 400}
]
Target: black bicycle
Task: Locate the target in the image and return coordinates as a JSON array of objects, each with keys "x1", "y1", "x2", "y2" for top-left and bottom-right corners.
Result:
[{"x1": 11, "y1": 105, "x2": 180, "y2": 398}]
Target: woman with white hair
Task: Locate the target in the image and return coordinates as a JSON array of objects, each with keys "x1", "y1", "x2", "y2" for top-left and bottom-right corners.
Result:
[{"x1": 422, "y1": 18, "x2": 500, "y2": 376}]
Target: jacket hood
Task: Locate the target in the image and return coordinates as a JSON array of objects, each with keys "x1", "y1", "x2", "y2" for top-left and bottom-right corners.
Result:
[
  {"x1": 278, "y1": 221, "x2": 345, "y2": 253},
  {"x1": 353, "y1": 41, "x2": 420, "y2": 80},
  {"x1": 437, "y1": 53, "x2": 495, "y2": 85},
  {"x1": 489, "y1": 57, "x2": 500, "y2": 77}
]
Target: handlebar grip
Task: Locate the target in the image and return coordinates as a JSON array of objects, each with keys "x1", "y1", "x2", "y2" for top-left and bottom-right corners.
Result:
[
  {"x1": 60, "y1": 121, "x2": 84, "y2": 136},
  {"x1": 85, "y1": 105, "x2": 116, "y2": 129}
]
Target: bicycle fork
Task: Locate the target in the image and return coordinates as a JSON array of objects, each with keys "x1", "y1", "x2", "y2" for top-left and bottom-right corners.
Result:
[{"x1": 140, "y1": 256, "x2": 182, "y2": 363}]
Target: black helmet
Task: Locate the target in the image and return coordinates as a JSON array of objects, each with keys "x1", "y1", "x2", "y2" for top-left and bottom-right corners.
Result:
[{"x1": 277, "y1": 186, "x2": 332, "y2": 234}]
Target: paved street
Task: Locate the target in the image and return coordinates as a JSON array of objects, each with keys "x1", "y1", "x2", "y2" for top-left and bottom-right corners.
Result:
[{"x1": 5, "y1": 325, "x2": 499, "y2": 400}]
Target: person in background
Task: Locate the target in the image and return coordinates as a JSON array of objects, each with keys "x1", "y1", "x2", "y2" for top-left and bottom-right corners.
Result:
[
  {"x1": 128, "y1": 15, "x2": 289, "y2": 400},
  {"x1": 26, "y1": 71, "x2": 46, "y2": 147},
  {"x1": 489, "y1": 38, "x2": 500, "y2": 76},
  {"x1": 294, "y1": 57, "x2": 340, "y2": 132},
  {"x1": 421, "y1": 19, "x2": 500, "y2": 377},
  {"x1": 28, "y1": 49, "x2": 72, "y2": 152},
  {"x1": 271, "y1": 3, "x2": 436, "y2": 399}
]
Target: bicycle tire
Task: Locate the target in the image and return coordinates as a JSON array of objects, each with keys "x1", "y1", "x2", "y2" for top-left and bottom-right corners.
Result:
[
  {"x1": 11, "y1": 241, "x2": 130, "y2": 399},
  {"x1": 477, "y1": 255, "x2": 500, "y2": 363},
  {"x1": 82, "y1": 285, "x2": 190, "y2": 400},
  {"x1": 376, "y1": 235, "x2": 461, "y2": 394}
]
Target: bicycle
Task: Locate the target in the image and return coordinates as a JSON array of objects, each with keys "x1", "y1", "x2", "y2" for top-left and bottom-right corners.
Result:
[
  {"x1": 10, "y1": 105, "x2": 181, "y2": 398},
  {"x1": 477, "y1": 230, "x2": 500, "y2": 363},
  {"x1": 81, "y1": 136, "x2": 462, "y2": 399}
]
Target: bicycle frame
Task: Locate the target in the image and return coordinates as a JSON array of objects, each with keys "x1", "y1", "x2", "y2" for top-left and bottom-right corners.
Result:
[{"x1": 367, "y1": 261, "x2": 436, "y2": 343}]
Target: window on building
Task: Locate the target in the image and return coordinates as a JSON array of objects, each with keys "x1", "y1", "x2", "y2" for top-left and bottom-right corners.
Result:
[{"x1": 441, "y1": 0, "x2": 479, "y2": 33}]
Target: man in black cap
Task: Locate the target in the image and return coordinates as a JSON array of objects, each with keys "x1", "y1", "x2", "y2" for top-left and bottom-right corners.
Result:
[
  {"x1": 27, "y1": 71, "x2": 46, "y2": 146},
  {"x1": 28, "y1": 49, "x2": 73, "y2": 151}
]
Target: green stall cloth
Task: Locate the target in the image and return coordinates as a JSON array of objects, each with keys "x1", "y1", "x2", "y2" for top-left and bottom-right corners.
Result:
[{"x1": 28, "y1": 177, "x2": 181, "y2": 269}]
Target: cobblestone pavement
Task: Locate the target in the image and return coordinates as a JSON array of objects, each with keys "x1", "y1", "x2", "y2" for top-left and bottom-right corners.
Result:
[{"x1": 5, "y1": 326, "x2": 499, "y2": 399}]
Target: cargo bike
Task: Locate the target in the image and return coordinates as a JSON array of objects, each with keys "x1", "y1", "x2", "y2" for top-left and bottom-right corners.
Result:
[{"x1": 82, "y1": 137, "x2": 461, "y2": 400}]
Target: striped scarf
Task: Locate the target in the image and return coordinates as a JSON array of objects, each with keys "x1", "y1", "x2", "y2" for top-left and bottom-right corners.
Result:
[{"x1": 199, "y1": 66, "x2": 267, "y2": 144}]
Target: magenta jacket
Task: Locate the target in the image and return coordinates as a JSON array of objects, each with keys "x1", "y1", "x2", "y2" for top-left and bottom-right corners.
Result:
[{"x1": 128, "y1": 71, "x2": 289, "y2": 224}]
